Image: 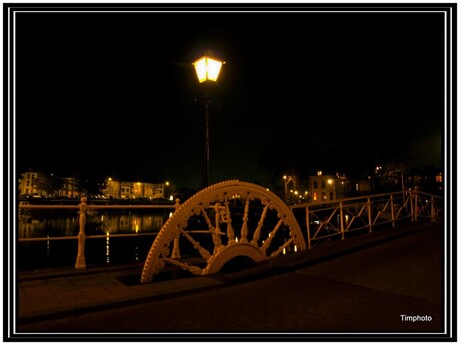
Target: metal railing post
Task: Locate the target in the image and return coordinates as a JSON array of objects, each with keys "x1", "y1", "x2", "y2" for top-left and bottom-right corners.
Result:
[
  {"x1": 410, "y1": 190, "x2": 415, "y2": 222},
  {"x1": 390, "y1": 193, "x2": 395, "y2": 227},
  {"x1": 75, "y1": 197, "x2": 87, "y2": 269},
  {"x1": 339, "y1": 201, "x2": 345, "y2": 240},
  {"x1": 171, "y1": 198, "x2": 181, "y2": 259},
  {"x1": 367, "y1": 197, "x2": 372, "y2": 233},
  {"x1": 305, "y1": 205, "x2": 312, "y2": 249}
]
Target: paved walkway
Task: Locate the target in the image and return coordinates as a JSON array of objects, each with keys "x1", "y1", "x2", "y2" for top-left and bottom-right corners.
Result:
[{"x1": 13, "y1": 221, "x2": 450, "y2": 339}]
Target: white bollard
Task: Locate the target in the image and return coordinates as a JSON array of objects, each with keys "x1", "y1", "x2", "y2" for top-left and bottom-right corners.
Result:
[{"x1": 75, "y1": 196, "x2": 87, "y2": 269}]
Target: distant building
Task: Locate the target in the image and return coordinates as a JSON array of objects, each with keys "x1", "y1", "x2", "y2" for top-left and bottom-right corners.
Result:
[
  {"x1": 309, "y1": 171, "x2": 350, "y2": 202},
  {"x1": 104, "y1": 178, "x2": 166, "y2": 199},
  {"x1": 18, "y1": 170, "x2": 81, "y2": 198},
  {"x1": 59, "y1": 177, "x2": 80, "y2": 198},
  {"x1": 18, "y1": 170, "x2": 40, "y2": 196},
  {"x1": 354, "y1": 179, "x2": 373, "y2": 194},
  {"x1": 18, "y1": 170, "x2": 169, "y2": 200}
]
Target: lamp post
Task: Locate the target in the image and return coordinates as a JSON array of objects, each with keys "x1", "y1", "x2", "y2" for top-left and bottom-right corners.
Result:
[
  {"x1": 107, "y1": 177, "x2": 112, "y2": 198},
  {"x1": 193, "y1": 55, "x2": 225, "y2": 188},
  {"x1": 283, "y1": 175, "x2": 297, "y2": 204},
  {"x1": 164, "y1": 181, "x2": 172, "y2": 200}
]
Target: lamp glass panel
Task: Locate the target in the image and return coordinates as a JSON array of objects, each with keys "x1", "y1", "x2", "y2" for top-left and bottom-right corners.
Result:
[
  {"x1": 193, "y1": 58, "x2": 207, "y2": 83},
  {"x1": 206, "y1": 58, "x2": 223, "y2": 81}
]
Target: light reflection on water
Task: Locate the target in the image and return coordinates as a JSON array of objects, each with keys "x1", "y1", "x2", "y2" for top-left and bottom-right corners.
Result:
[
  {"x1": 18, "y1": 209, "x2": 168, "y2": 238},
  {"x1": 17, "y1": 209, "x2": 171, "y2": 271}
]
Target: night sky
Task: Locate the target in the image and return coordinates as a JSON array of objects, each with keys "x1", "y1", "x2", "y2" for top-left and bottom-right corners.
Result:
[{"x1": 12, "y1": 3, "x2": 447, "y2": 190}]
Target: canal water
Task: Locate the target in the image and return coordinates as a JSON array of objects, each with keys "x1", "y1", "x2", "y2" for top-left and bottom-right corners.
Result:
[
  {"x1": 16, "y1": 205, "x2": 335, "y2": 272},
  {"x1": 16, "y1": 208, "x2": 172, "y2": 271}
]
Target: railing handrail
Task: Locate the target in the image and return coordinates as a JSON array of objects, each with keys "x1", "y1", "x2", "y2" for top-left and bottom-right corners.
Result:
[
  {"x1": 18, "y1": 191, "x2": 442, "y2": 211},
  {"x1": 18, "y1": 232, "x2": 159, "y2": 242},
  {"x1": 18, "y1": 204, "x2": 176, "y2": 210},
  {"x1": 17, "y1": 190, "x2": 443, "y2": 272},
  {"x1": 292, "y1": 189, "x2": 443, "y2": 249},
  {"x1": 290, "y1": 190, "x2": 442, "y2": 209}
]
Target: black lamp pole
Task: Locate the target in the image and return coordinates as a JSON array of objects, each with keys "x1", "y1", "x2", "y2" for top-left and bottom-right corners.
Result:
[
  {"x1": 192, "y1": 54, "x2": 224, "y2": 189},
  {"x1": 203, "y1": 98, "x2": 210, "y2": 188}
]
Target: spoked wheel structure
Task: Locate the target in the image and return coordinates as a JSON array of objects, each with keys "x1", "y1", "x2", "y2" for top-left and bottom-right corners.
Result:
[{"x1": 141, "y1": 180, "x2": 306, "y2": 283}]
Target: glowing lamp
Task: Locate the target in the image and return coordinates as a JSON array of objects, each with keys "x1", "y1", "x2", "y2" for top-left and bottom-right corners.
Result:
[{"x1": 193, "y1": 56, "x2": 224, "y2": 83}]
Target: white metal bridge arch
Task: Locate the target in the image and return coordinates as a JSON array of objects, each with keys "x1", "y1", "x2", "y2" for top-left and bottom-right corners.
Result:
[{"x1": 141, "y1": 180, "x2": 306, "y2": 283}]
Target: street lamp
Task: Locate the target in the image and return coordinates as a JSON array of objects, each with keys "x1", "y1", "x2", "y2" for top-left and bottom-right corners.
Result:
[
  {"x1": 283, "y1": 175, "x2": 297, "y2": 204},
  {"x1": 164, "y1": 181, "x2": 174, "y2": 201},
  {"x1": 107, "y1": 177, "x2": 112, "y2": 198},
  {"x1": 193, "y1": 55, "x2": 225, "y2": 188},
  {"x1": 193, "y1": 55, "x2": 224, "y2": 83}
]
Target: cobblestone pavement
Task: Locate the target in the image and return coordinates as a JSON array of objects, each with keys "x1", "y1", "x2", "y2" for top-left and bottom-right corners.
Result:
[{"x1": 13, "y1": 221, "x2": 450, "y2": 341}]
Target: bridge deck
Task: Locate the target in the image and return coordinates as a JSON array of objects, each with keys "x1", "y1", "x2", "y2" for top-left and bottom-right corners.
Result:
[{"x1": 15, "y1": 221, "x2": 449, "y2": 339}]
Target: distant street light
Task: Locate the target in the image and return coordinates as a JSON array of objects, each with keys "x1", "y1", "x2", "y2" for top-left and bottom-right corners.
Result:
[
  {"x1": 164, "y1": 181, "x2": 172, "y2": 200},
  {"x1": 283, "y1": 175, "x2": 297, "y2": 204},
  {"x1": 192, "y1": 55, "x2": 225, "y2": 188},
  {"x1": 108, "y1": 177, "x2": 112, "y2": 198}
]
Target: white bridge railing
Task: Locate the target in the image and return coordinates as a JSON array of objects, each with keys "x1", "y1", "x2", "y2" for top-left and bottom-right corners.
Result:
[
  {"x1": 17, "y1": 188, "x2": 442, "y2": 274},
  {"x1": 290, "y1": 190, "x2": 443, "y2": 249}
]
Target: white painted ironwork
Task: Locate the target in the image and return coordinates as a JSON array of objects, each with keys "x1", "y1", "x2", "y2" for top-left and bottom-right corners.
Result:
[
  {"x1": 17, "y1": 186, "x2": 442, "y2": 279},
  {"x1": 291, "y1": 190, "x2": 443, "y2": 249},
  {"x1": 140, "y1": 180, "x2": 306, "y2": 283},
  {"x1": 75, "y1": 197, "x2": 87, "y2": 269}
]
